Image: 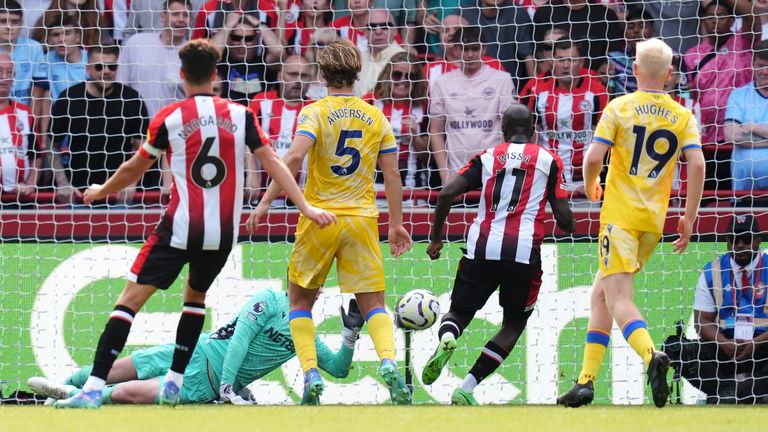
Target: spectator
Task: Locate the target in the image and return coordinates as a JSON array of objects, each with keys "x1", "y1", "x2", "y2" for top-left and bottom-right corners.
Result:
[
  {"x1": 684, "y1": 0, "x2": 760, "y2": 146},
  {"x1": 414, "y1": 0, "x2": 460, "y2": 55},
  {"x1": 51, "y1": 44, "x2": 149, "y2": 204},
  {"x1": 41, "y1": 13, "x2": 89, "y2": 102},
  {"x1": 370, "y1": 52, "x2": 428, "y2": 187},
  {"x1": 193, "y1": 0, "x2": 280, "y2": 40},
  {"x1": 635, "y1": 0, "x2": 702, "y2": 55},
  {"x1": 353, "y1": 9, "x2": 406, "y2": 96},
  {"x1": 533, "y1": 27, "x2": 567, "y2": 76},
  {"x1": 213, "y1": 12, "x2": 281, "y2": 105},
  {"x1": 606, "y1": 8, "x2": 654, "y2": 96},
  {"x1": 532, "y1": 0, "x2": 622, "y2": 71},
  {"x1": 666, "y1": 55, "x2": 701, "y2": 131},
  {"x1": 724, "y1": 41, "x2": 768, "y2": 193},
  {"x1": 526, "y1": 40, "x2": 607, "y2": 192},
  {"x1": 117, "y1": 0, "x2": 190, "y2": 117},
  {"x1": 0, "y1": 1, "x2": 47, "y2": 108},
  {"x1": 282, "y1": 0, "x2": 334, "y2": 56},
  {"x1": 119, "y1": 0, "x2": 205, "y2": 41},
  {"x1": 303, "y1": 27, "x2": 337, "y2": 99},
  {"x1": 667, "y1": 215, "x2": 768, "y2": 403},
  {"x1": 32, "y1": 0, "x2": 104, "y2": 47},
  {"x1": 459, "y1": 0, "x2": 535, "y2": 87},
  {"x1": 429, "y1": 25, "x2": 516, "y2": 185},
  {"x1": 0, "y1": 51, "x2": 37, "y2": 201},
  {"x1": 424, "y1": 13, "x2": 504, "y2": 88},
  {"x1": 333, "y1": 0, "x2": 404, "y2": 52},
  {"x1": 19, "y1": 0, "x2": 48, "y2": 41},
  {"x1": 249, "y1": 55, "x2": 315, "y2": 196}
]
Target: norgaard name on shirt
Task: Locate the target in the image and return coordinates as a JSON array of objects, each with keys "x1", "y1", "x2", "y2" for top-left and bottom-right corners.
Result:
[
  {"x1": 634, "y1": 103, "x2": 679, "y2": 124},
  {"x1": 179, "y1": 115, "x2": 238, "y2": 140},
  {"x1": 327, "y1": 108, "x2": 375, "y2": 126}
]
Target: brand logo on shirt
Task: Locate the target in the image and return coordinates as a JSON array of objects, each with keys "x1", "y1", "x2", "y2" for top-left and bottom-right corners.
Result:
[
  {"x1": 297, "y1": 115, "x2": 308, "y2": 125},
  {"x1": 263, "y1": 326, "x2": 295, "y2": 352},
  {"x1": 482, "y1": 87, "x2": 496, "y2": 98},
  {"x1": 252, "y1": 301, "x2": 265, "y2": 314},
  {"x1": 578, "y1": 99, "x2": 593, "y2": 112}
]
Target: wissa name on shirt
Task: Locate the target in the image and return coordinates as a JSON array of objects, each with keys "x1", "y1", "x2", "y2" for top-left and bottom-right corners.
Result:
[
  {"x1": 326, "y1": 108, "x2": 375, "y2": 126},
  {"x1": 634, "y1": 103, "x2": 679, "y2": 124},
  {"x1": 496, "y1": 151, "x2": 532, "y2": 165},
  {"x1": 178, "y1": 115, "x2": 239, "y2": 140}
]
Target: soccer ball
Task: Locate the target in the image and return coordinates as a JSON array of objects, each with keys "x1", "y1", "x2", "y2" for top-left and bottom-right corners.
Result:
[{"x1": 396, "y1": 289, "x2": 440, "y2": 330}]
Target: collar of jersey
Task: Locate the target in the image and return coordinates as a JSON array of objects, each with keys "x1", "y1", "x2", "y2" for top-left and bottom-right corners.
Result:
[{"x1": 330, "y1": 93, "x2": 354, "y2": 96}]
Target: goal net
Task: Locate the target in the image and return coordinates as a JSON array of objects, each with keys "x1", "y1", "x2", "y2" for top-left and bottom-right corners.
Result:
[{"x1": 0, "y1": 0, "x2": 765, "y2": 405}]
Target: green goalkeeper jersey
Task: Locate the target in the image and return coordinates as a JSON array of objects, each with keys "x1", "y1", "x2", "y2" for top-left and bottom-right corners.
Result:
[{"x1": 197, "y1": 288, "x2": 354, "y2": 392}]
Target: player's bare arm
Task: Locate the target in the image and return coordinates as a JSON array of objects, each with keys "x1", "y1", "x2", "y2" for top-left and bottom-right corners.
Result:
[
  {"x1": 582, "y1": 141, "x2": 610, "y2": 202},
  {"x1": 673, "y1": 147, "x2": 705, "y2": 254},
  {"x1": 83, "y1": 151, "x2": 156, "y2": 205},
  {"x1": 427, "y1": 175, "x2": 471, "y2": 260},
  {"x1": 379, "y1": 150, "x2": 413, "y2": 258},
  {"x1": 550, "y1": 199, "x2": 576, "y2": 234},
  {"x1": 252, "y1": 143, "x2": 336, "y2": 229},
  {"x1": 245, "y1": 134, "x2": 315, "y2": 233}
]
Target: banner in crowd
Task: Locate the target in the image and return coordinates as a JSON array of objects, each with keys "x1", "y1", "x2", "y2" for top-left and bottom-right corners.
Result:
[{"x1": 1, "y1": 242, "x2": 722, "y2": 404}]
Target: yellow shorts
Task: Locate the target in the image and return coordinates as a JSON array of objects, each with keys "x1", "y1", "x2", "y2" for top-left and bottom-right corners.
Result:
[
  {"x1": 597, "y1": 224, "x2": 661, "y2": 277},
  {"x1": 288, "y1": 215, "x2": 385, "y2": 293}
]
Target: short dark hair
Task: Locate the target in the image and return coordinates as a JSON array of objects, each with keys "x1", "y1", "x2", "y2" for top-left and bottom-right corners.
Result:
[
  {"x1": 45, "y1": 13, "x2": 80, "y2": 30},
  {"x1": 88, "y1": 44, "x2": 120, "y2": 59},
  {"x1": 755, "y1": 40, "x2": 768, "y2": 62},
  {"x1": 700, "y1": 0, "x2": 734, "y2": 18},
  {"x1": 0, "y1": 0, "x2": 22, "y2": 19},
  {"x1": 450, "y1": 25, "x2": 484, "y2": 45},
  {"x1": 625, "y1": 7, "x2": 653, "y2": 23},
  {"x1": 165, "y1": 0, "x2": 192, "y2": 9},
  {"x1": 179, "y1": 39, "x2": 220, "y2": 86},
  {"x1": 552, "y1": 39, "x2": 582, "y2": 57}
]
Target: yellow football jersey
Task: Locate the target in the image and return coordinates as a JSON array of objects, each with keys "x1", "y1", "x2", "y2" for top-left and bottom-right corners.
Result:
[
  {"x1": 295, "y1": 94, "x2": 396, "y2": 217},
  {"x1": 594, "y1": 90, "x2": 701, "y2": 233}
]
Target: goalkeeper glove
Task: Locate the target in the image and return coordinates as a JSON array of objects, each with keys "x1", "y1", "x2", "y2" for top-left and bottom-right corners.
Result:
[
  {"x1": 340, "y1": 298, "x2": 364, "y2": 349},
  {"x1": 219, "y1": 383, "x2": 254, "y2": 405}
]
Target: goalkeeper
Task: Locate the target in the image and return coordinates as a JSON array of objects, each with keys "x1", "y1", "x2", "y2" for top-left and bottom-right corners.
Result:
[{"x1": 28, "y1": 289, "x2": 362, "y2": 405}]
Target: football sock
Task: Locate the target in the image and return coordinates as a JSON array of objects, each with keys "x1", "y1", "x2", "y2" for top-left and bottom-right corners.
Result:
[
  {"x1": 578, "y1": 329, "x2": 610, "y2": 385},
  {"x1": 169, "y1": 302, "x2": 206, "y2": 374},
  {"x1": 438, "y1": 317, "x2": 464, "y2": 342},
  {"x1": 622, "y1": 319, "x2": 654, "y2": 368},
  {"x1": 366, "y1": 308, "x2": 395, "y2": 361},
  {"x1": 466, "y1": 341, "x2": 509, "y2": 389},
  {"x1": 66, "y1": 365, "x2": 93, "y2": 387},
  {"x1": 460, "y1": 374, "x2": 478, "y2": 393},
  {"x1": 89, "y1": 305, "x2": 136, "y2": 389},
  {"x1": 101, "y1": 385, "x2": 116, "y2": 404},
  {"x1": 289, "y1": 309, "x2": 318, "y2": 372}
]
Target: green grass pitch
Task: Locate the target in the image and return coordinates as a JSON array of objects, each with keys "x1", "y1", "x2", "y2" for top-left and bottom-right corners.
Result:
[{"x1": 1, "y1": 405, "x2": 764, "y2": 432}]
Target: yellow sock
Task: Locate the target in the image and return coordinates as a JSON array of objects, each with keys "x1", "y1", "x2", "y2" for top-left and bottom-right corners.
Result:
[
  {"x1": 366, "y1": 308, "x2": 395, "y2": 361},
  {"x1": 622, "y1": 320, "x2": 654, "y2": 368},
  {"x1": 577, "y1": 329, "x2": 610, "y2": 384},
  {"x1": 288, "y1": 310, "x2": 317, "y2": 372}
]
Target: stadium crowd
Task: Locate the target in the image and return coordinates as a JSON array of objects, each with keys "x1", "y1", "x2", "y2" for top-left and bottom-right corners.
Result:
[{"x1": 0, "y1": 0, "x2": 766, "y2": 206}]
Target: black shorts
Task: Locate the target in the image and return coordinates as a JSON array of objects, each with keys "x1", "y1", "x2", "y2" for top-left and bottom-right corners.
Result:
[
  {"x1": 128, "y1": 231, "x2": 232, "y2": 292},
  {"x1": 449, "y1": 256, "x2": 542, "y2": 322}
]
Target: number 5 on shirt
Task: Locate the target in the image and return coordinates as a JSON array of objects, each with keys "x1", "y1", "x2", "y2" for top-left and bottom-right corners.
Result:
[{"x1": 331, "y1": 129, "x2": 363, "y2": 176}]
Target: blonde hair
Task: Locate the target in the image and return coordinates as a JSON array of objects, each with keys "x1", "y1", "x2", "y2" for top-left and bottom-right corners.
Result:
[
  {"x1": 318, "y1": 39, "x2": 362, "y2": 88},
  {"x1": 373, "y1": 52, "x2": 427, "y2": 102},
  {"x1": 635, "y1": 38, "x2": 673, "y2": 80}
]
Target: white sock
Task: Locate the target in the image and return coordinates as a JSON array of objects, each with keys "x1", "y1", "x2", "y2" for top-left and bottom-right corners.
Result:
[
  {"x1": 83, "y1": 376, "x2": 105, "y2": 393},
  {"x1": 461, "y1": 374, "x2": 478, "y2": 393},
  {"x1": 164, "y1": 370, "x2": 184, "y2": 388}
]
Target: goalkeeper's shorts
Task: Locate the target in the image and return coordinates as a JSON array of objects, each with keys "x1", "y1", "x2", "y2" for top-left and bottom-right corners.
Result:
[
  {"x1": 597, "y1": 224, "x2": 660, "y2": 277},
  {"x1": 288, "y1": 215, "x2": 385, "y2": 293},
  {"x1": 130, "y1": 340, "x2": 217, "y2": 404}
]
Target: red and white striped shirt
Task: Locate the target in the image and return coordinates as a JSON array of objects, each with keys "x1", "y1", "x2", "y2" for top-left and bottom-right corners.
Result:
[
  {"x1": 526, "y1": 77, "x2": 607, "y2": 185},
  {"x1": 249, "y1": 95, "x2": 308, "y2": 186},
  {"x1": 140, "y1": 94, "x2": 270, "y2": 250},
  {"x1": 458, "y1": 142, "x2": 567, "y2": 264},
  {"x1": 0, "y1": 101, "x2": 33, "y2": 192},
  {"x1": 372, "y1": 98, "x2": 426, "y2": 187}
]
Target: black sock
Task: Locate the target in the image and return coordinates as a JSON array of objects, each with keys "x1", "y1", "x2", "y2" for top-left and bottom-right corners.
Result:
[
  {"x1": 91, "y1": 305, "x2": 136, "y2": 380},
  {"x1": 468, "y1": 341, "x2": 510, "y2": 384},
  {"x1": 170, "y1": 302, "x2": 206, "y2": 374},
  {"x1": 438, "y1": 317, "x2": 464, "y2": 341}
]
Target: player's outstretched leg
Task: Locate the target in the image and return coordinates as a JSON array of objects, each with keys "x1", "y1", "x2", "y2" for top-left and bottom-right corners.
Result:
[
  {"x1": 422, "y1": 314, "x2": 466, "y2": 385},
  {"x1": 558, "y1": 274, "x2": 611, "y2": 408},
  {"x1": 27, "y1": 377, "x2": 77, "y2": 400}
]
